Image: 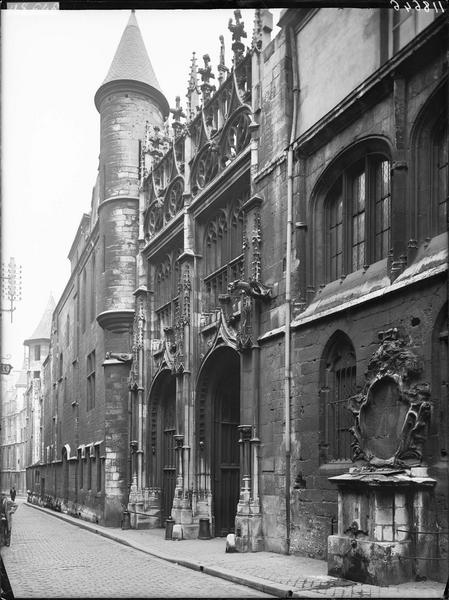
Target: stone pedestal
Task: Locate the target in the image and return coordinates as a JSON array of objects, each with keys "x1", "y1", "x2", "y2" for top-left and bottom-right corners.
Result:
[
  {"x1": 235, "y1": 502, "x2": 263, "y2": 552},
  {"x1": 328, "y1": 468, "x2": 436, "y2": 586},
  {"x1": 128, "y1": 487, "x2": 161, "y2": 529}
]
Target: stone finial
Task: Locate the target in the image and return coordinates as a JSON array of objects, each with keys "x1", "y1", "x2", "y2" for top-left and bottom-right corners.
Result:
[
  {"x1": 143, "y1": 123, "x2": 169, "y2": 167},
  {"x1": 217, "y1": 34, "x2": 229, "y2": 86},
  {"x1": 252, "y1": 9, "x2": 273, "y2": 51},
  {"x1": 198, "y1": 54, "x2": 216, "y2": 103},
  {"x1": 228, "y1": 9, "x2": 247, "y2": 65},
  {"x1": 170, "y1": 96, "x2": 186, "y2": 139},
  {"x1": 186, "y1": 52, "x2": 201, "y2": 120},
  {"x1": 252, "y1": 9, "x2": 262, "y2": 50}
]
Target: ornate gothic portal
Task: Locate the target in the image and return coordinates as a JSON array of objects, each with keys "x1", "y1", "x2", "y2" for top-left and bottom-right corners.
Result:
[
  {"x1": 148, "y1": 371, "x2": 177, "y2": 526},
  {"x1": 196, "y1": 346, "x2": 240, "y2": 537}
]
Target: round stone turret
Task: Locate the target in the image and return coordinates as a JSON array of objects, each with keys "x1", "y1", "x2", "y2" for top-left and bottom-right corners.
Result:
[{"x1": 95, "y1": 11, "x2": 169, "y2": 333}]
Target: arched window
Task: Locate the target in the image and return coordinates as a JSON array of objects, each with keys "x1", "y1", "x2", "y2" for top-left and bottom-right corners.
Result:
[
  {"x1": 319, "y1": 333, "x2": 356, "y2": 462},
  {"x1": 433, "y1": 122, "x2": 448, "y2": 235},
  {"x1": 414, "y1": 82, "x2": 448, "y2": 242},
  {"x1": 81, "y1": 269, "x2": 86, "y2": 333},
  {"x1": 318, "y1": 147, "x2": 391, "y2": 284},
  {"x1": 154, "y1": 248, "x2": 182, "y2": 336},
  {"x1": 65, "y1": 314, "x2": 70, "y2": 347},
  {"x1": 203, "y1": 191, "x2": 246, "y2": 312},
  {"x1": 90, "y1": 252, "x2": 96, "y2": 322}
]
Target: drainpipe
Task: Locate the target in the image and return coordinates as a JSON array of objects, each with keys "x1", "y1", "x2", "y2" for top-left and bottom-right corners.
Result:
[{"x1": 284, "y1": 23, "x2": 300, "y2": 555}]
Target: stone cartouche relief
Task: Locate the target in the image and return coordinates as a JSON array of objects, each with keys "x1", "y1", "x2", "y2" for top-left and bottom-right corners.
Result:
[{"x1": 348, "y1": 328, "x2": 432, "y2": 468}]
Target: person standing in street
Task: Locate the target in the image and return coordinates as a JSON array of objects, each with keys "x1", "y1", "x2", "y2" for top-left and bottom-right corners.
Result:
[
  {"x1": 0, "y1": 494, "x2": 11, "y2": 547},
  {"x1": 9, "y1": 487, "x2": 16, "y2": 502}
]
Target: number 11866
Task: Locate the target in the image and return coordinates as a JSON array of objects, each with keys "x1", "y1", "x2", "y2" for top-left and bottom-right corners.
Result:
[{"x1": 390, "y1": 0, "x2": 446, "y2": 10}]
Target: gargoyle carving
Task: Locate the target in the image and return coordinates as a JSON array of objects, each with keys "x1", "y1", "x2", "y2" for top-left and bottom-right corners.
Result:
[{"x1": 227, "y1": 278, "x2": 272, "y2": 301}]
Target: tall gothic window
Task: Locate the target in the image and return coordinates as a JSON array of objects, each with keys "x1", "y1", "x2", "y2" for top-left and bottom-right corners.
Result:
[
  {"x1": 90, "y1": 253, "x2": 96, "y2": 322},
  {"x1": 434, "y1": 122, "x2": 448, "y2": 235},
  {"x1": 65, "y1": 314, "x2": 70, "y2": 347},
  {"x1": 154, "y1": 248, "x2": 182, "y2": 337},
  {"x1": 86, "y1": 351, "x2": 95, "y2": 411},
  {"x1": 323, "y1": 153, "x2": 391, "y2": 283},
  {"x1": 415, "y1": 85, "x2": 448, "y2": 242},
  {"x1": 203, "y1": 191, "x2": 247, "y2": 312},
  {"x1": 390, "y1": 9, "x2": 435, "y2": 56},
  {"x1": 320, "y1": 333, "x2": 356, "y2": 462},
  {"x1": 81, "y1": 269, "x2": 86, "y2": 333}
]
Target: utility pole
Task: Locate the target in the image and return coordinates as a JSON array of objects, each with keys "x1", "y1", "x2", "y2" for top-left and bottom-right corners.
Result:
[{"x1": 1, "y1": 257, "x2": 22, "y2": 323}]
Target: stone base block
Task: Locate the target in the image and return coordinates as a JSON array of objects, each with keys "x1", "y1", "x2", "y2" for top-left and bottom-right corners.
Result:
[
  {"x1": 235, "y1": 513, "x2": 264, "y2": 552},
  {"x1": 181, "y1": 523, "x2": 199, "y2": 540},
  {"x1": 172, "y1": 507, "x2": 193, "y2": 526},
  {"x1": 328, "y1": 535, "x2": 413, "y2": 586},
  {"x1": 128, "y1": 500, "x2": 161, "y2": 530}
]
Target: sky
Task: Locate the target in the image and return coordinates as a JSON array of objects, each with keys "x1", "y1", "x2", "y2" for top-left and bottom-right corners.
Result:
[{"x1": 1, "y1": 7, "x2": 282, "y2": 381}]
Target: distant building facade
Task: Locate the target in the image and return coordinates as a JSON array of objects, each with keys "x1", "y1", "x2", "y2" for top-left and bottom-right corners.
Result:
[
  {"x1": 23, "y1": 296, "x2": 54, "y2": 493},
  {"x1": 0, "y1": 369, "x2": 27, "y2": 494},
  {"x1": 27, "y1": 7, "x2": 447, "y2": 584}
]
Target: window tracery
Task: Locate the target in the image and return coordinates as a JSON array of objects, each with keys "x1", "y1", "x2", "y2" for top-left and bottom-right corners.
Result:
[
  {"x1": 203, "y1": 191, "x2": 247, "y2": 312},
  {"x1": 314, "y1": 144, "x2": 392, "y2": 286},
  {"x1": 154, "y1": 249, "x2": 182, "y2": 336},
  {"x1": 414, "y1": 84, "x2": 448, "y2": 242}
]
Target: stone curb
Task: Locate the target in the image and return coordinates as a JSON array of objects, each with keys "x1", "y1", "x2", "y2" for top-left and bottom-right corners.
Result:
[{"x1": 24, "y1": 503, "x2": 291, "y2": 598}]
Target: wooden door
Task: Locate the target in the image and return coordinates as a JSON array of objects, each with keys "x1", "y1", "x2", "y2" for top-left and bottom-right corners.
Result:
[{"x1": 213, "y1": 373, "x2": 240, "y2": 537}]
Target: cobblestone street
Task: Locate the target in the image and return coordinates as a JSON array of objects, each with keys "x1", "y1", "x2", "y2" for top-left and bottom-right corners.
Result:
[{"x1": 1, "y1": 501, "x2": 272, "y2": 598}]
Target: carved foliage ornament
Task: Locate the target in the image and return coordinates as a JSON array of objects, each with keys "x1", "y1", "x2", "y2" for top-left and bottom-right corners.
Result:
[
  {"x1": 162, "y1": 264, "x2": 192, "y2": 375},
  {"x1": 348, "y1": 328, "x2": 431, "y2": 467},
  {"x1": 146, "y1": 176, "x2": 185, "y2": 239}
]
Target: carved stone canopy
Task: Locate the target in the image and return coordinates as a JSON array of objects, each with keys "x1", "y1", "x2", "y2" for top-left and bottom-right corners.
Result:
[{"x1": 348, "y1": 328, "x2": 432, "y2": 468}]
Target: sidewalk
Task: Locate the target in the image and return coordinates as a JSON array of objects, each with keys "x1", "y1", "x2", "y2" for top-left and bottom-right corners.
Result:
[{"x1": 23, "y1": 501, "x2": 445, "y2": 598}]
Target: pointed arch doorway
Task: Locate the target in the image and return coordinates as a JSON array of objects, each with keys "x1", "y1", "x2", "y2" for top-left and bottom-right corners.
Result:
[
  {"x1": 197, "y1": 346, "x2": 241, "y2": 537},
  {"x1": 148, "y1": 370, "x2": 177, "y2": 525}
]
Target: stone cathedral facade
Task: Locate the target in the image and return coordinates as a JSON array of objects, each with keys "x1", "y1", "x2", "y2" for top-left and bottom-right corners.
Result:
[{"x1": 27, "y1": 7, "x2": 448, "y2": 584}]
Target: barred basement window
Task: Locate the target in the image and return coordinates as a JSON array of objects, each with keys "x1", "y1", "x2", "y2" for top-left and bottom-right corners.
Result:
[
  {"x1": 320, "y1": 333, "x2": 356, "y2": 462},
  {"x1": 324, "y1": 153, "x2": 391, "y2": 283},
  {"x1": 86, "y1": 351, "x2": 96, "y2": 411}
]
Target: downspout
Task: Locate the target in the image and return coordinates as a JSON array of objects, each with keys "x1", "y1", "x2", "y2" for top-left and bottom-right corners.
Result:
[{"x1": 285, "y1": 23, "x2": 300, "y2": 555}]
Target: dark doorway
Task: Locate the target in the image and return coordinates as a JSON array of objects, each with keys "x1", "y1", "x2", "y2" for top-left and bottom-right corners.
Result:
[
  {"x1": 160, "y1": 378, "x2": 176, "y2": 524},
  {"x1": 149, "y1": 372, "x2": 177, "y2": 526},
  {"x1": 211, "y1": 349, "x2": 240, "y2": 537}
]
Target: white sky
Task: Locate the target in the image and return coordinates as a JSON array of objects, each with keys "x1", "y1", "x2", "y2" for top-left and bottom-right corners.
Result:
[{"x1": 1, "y1": 7, "x2": 282, "y2": 380}]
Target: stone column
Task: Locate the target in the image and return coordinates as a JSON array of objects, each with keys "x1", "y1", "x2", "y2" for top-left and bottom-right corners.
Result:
[
  {"x1": 390, "y1": 77, "x2": 408, "y2": 281},
  {"x1": 238, "y1": 425, "x2": 252, "y2": 504}
]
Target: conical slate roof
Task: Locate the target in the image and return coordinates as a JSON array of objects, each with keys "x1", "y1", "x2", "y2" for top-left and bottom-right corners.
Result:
[
  {"x1": 24, "y1": 295, "x2": 55, "y2": 344},
  {"x1": 95, "y1": 11, "x2": 169, "y2": 117}
]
